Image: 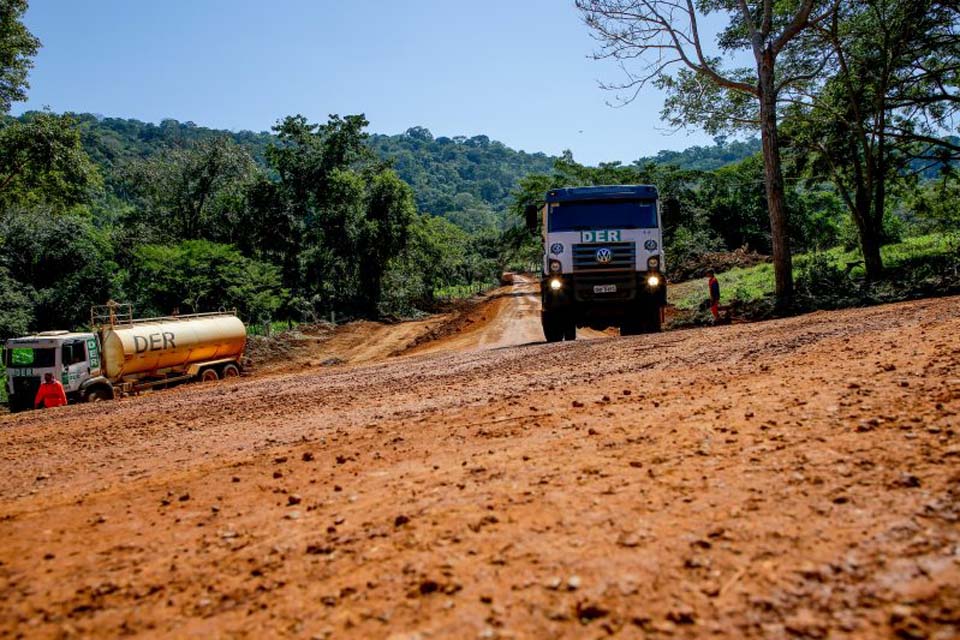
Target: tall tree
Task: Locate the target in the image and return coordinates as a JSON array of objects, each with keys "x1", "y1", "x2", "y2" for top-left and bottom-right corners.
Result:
[
  {"x1": 0, "y1": 0, "x2": 39, "y2": 114},
  {"x1": 249, "y1": 114, "x2": 417, "y2": 318},
  {"x1": 119, "y1": 136, "x2": 258, "y2": 242},
  {"x1": 786, "y1": 0, "x2": 960, "y2": 278},
  {"x1": 1, "y1": 210, "x2": 116, "y2": 331},
  {"x1": 358, "y1": 170, "x2": 416, "y2": 314},
  {"x1": 577, "y1": 0, "x2": 836, "y2": 303},
  {"x1": 0, "y1": 112, "x2": 102, "y2": 210}
]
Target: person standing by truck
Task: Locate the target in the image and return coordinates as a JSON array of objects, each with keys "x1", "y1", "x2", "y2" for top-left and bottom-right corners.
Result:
[
  {"x1": 706, "y1": 269, "x2": 721, "y2": 323},
  {"x1": 34, "y1": 372, "x2": 67, "y2": 409}
]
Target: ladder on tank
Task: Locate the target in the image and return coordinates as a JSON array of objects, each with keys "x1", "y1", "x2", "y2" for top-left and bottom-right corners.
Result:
[{"x1": 90, "y1": 302, "x2": 239, "y2": 328}]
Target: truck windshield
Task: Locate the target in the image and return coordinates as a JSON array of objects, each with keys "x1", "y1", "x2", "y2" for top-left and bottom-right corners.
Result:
[
  {"x1": 548, "y1": 199, "x2": 658, "y2": 232},
  {"x1": 4, "y1": 347, "x2": 56, "y2": 368}
]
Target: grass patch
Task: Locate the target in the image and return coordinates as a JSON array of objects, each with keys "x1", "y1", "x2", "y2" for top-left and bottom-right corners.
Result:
[
  {"x1": 247, "y1": 320, "x2": 301, "y2": 336},
  {"x1": 434, "y1": 280, "x2": 500, "y2": 301},
  {"x1": 668, "y1": 232, "x2": 960, "y2": 326}
]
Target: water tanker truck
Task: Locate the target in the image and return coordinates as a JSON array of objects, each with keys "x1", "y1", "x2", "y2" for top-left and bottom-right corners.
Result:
[
  {"x1": 534, "y1": 185, "x2": 666, "y2": 342},
  {"x1": 4, "y1": 303, "x2": 246, "y2": 411}
]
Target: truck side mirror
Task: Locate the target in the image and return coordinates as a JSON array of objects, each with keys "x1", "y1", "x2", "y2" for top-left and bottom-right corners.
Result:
[{"x1": 524, "y1": 204, "x2": 539, "y2": 233}]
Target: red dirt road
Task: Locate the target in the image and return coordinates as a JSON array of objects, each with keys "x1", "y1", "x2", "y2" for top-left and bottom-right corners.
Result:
[{"x1": 1, "y1": 283, "x2": 959, "y2": 639}]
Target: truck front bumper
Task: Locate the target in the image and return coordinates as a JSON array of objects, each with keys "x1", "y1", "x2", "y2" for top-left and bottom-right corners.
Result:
[{"x1": 542, "y1": 272, "x2": 667, "y2": 325}]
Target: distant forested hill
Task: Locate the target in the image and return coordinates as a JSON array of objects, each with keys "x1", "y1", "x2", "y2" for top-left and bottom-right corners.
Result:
[
  {"x1": 368, "y1": 127, "x2": 554, "y2": 230},
  {"x1": 32, "y1": 113, "x2": 762, "y2": 231},
  {"x1": 635, "y1": 137, "x2": 762, "y2": 171},
  {"x1": 53, "y1": 115, "x2": 556, "y2": 231}
]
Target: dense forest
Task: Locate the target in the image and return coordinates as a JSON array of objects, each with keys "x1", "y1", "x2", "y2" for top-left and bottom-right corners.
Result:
[
  {"x1": 0, "y1": 106, "x2": 772, "y2": 337},
  {"x1": 0, "y1": 0, "x2": 958, "y2": 341},
  {"x1": 65, "y1": 114, "x2": 561, "y2": 231}
]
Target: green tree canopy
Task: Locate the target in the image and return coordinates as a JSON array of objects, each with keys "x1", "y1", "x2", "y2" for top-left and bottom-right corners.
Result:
[
  {"x1": 128, "y1": 240, "x2": 284, "y2": 322},
  {"x1": 0, "y1": 112, "x2": 103, "y2": 210},
  {"x1": 0, "y1": 0, "x2": 40, "y2": 114},
  {"x1": 1, "y1": 210, "x2": 117, "y2": 331},
  {"x1": 784, "y1": 0, "x2": 960, "y2": 278},
  {"x1": 119, "y1": 136, "x2": 259, "y2": 242}
]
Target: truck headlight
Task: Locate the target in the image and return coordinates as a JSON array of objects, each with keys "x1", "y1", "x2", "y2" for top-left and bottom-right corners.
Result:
[
  {"x1": 647, "y1": 275, "x2": 661, "y2": 288},
  {"x1": 549, "y1": 278, "x2": 563, "y2": 291},
  {"x1": 647, "y1": 256, "x2": 660, "y2": 269},
  {"x1": 549, "y1": 259, "x2": 562, "y2": 274}
]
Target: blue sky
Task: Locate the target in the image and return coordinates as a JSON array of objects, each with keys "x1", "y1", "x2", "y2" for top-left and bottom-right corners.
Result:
[{"x1": 13, "y1": 0, "x2": 723, "y2": 165}]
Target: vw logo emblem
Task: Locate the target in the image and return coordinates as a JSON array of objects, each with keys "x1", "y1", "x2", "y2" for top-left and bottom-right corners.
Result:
[
  {"x1": 596, "y1": 247, "x2": 612, "y2": 264},
  {"x1": 550, "y1": 242, "x2": 564, "y2": 255}
]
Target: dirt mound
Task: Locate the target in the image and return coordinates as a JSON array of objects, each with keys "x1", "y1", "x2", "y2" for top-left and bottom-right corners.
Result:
[
  {"x1": 670, "y1": 246, "x2": 771, "y2": 281},
  {"x1": 244, "y1": 323, "x2": 337, "y2": 370},
  {"x1": 244, "y1": 275, "x2": 543, "y2": 373}
]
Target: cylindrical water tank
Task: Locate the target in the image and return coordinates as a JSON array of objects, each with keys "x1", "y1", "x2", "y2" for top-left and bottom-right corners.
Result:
[{"x1": 100, "y1": 314, "x2": 246, "y2": 379}]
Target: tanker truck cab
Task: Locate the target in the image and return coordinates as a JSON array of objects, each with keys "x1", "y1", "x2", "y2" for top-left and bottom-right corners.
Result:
[
  {"x1": 540, "y1": 185, "x2": 666, "y2": 342},
  {"x1": 4, "y1": 331, "x2": 112, "y2": 411}
]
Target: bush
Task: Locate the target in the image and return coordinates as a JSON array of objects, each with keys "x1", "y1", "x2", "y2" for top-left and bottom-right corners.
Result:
[
  {"x1": 665, "y1": 224, "x2": 725, "y2": 277},
  {"x1": 794, "y1": 252, "x2": 858, "y2": 308},
  {"x1": 0, "y1": 266, "x2": 33, "y2": 340},
  {"x1": 1, "y1": 210, "x2": 117, "y2": 332}
]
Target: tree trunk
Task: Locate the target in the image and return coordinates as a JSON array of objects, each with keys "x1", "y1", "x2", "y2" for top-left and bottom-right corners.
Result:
[
  {"x1": 758, "y1": 53, "x2": 794, "y2": 304},
  {"x1": 859, "y1": 220, "x2": 883, "y2": 279},
  {"x1": 865, "y1": 134, "x2": 887, "y2": 280},
  {"x1": 850, "y1": 181, "x2": 883, "y2": 279}
]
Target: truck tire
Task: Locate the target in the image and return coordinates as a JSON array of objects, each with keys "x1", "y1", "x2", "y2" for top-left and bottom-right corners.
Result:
[
  {"x1": 621, "y1": 313, "x2": 645, "y2": 336},
  {"x1": 563, "y1": 320, "x2": 576, "y2": 341},
  {"x1": 83, "y1": 386, "x2": 113, "y2": 402},
  {"x1": 222, "y1": 363, "x2": 241, "y2": 378},
  {"x1": 644, "y1": 306, "x2": 663, "y2": 333},
  {"x1": 542, "y1": 312, "x2": 564, "y2": 343},
  {"x1": 8, "y1": 398, "x2": 29, "y2": 413},
  {"x1": 200, "y1": 368, "x2": 219, "y2": 382}
]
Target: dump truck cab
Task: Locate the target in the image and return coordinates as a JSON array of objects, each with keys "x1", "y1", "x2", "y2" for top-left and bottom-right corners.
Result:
[
  {"x1": 540, "y1": 185, "x2": 667, "y2": 342},
  {"x1": 4, "y1": 331, "x2": 107, "y2": 411}
]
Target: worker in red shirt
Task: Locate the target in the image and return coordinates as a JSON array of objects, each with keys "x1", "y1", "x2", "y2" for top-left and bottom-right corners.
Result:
[
  {"x1": 706, "y1": 269, "x2": 721, "y2": 323},
  {"x1": 34, "y1": 372, "x2": 68, "y2": 409}
]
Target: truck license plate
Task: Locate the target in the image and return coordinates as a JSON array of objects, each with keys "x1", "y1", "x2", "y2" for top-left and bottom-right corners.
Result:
[{"x1": 593, "y1": 284, "x2": 617, "y2": 294}]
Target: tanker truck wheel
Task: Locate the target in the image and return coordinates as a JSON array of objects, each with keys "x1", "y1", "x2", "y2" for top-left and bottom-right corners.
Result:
[
  {"x1": 222, "y1": 363, "x2": 241, "y2": 378},
  {"x1": 83, "y1": 386, "x2": 113, "y2": 402},
  {"x1": 200, "y1": 368, "x2": 219, "y2": 382}
]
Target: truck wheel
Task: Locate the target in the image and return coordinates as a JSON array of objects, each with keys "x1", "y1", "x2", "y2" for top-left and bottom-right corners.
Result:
[
  {"x1": 621, "y1": 318, "x2": 642, "y2": 336},
  {"x1": 563, "y1": 320, "x2": 576, "y2": 341},
  {"x1": 83, "y1": 386, "x2": 113, "y2": 402},
  {"x1": 644, "y1": 306, "x2": 663, "y2": 333},
  {"x1": 542, "y1": 313, "x2": 564, "y2": 343},
  {"x1": 222, "y1": 363, "x2": 241, "y2": 378},
  {"x1": 200, "y1": 368, "x2": 219, "y2": 382}
]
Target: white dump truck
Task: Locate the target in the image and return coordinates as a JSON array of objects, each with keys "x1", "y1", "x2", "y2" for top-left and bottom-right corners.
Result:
[
  {"x1": 4, "y1": 303, "x2": 246, "y2": 411},
  {"x1": 535, "y1": 185, "x2": 667, "y2": 342}
]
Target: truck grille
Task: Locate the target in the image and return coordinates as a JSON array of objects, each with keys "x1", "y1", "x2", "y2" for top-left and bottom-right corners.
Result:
[
  {"x1": 571, "y1": 242, "x2": 637, "y2": 301},
  {"x1": 572, "y1": 242, "x2": 636, "y2": 272}
]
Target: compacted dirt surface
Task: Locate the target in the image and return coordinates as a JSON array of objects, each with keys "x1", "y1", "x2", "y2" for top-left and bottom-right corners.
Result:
[{"x1": 1, "y1": 281, "x2": 959, "y2": 639}]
